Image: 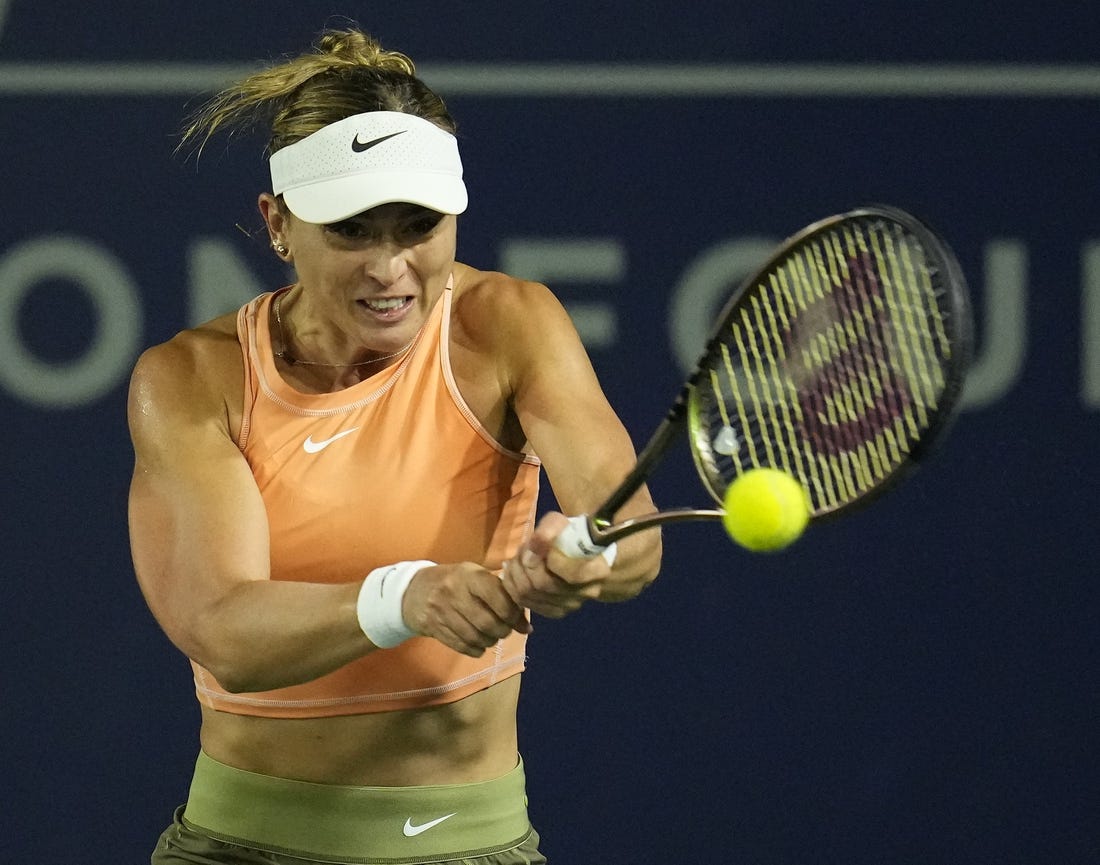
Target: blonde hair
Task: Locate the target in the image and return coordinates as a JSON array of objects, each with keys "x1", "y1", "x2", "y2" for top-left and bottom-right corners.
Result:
[{"x1": 180, "y1": 28, "x2": 455, "y2": 158}]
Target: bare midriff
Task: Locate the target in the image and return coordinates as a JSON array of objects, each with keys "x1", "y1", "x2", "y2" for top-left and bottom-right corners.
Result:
[{"x1": 198, "y1": 676, "x2": 522, "y2": 786}]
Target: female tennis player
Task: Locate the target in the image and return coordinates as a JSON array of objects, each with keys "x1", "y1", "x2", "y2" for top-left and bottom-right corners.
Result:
[{"x1": 127, "y1": 26, "x2": 661, "y2": 865}]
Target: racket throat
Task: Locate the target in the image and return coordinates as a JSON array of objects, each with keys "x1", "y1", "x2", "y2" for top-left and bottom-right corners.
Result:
[{"x1": 591, "y1": 508, "x2": 724, "y2": 545}]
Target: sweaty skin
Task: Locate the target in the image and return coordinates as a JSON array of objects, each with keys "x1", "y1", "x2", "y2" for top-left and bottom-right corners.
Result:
[{"x1": 129, "y1": 203, "x2": 661, "y2": 786}]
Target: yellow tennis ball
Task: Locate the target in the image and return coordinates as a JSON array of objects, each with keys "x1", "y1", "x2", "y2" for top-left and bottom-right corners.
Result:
[{"x1": 722, "y1": 468, "x2": 810, "y2": 552}]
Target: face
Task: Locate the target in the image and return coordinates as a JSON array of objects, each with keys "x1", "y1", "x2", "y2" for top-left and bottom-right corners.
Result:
[{"x1": 262, "y1": 196, "x2": 457, "y2": 354}]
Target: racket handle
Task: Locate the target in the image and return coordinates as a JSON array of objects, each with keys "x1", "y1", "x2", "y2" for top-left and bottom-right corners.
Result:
[{"x1": 554, "y1": 515, "x2": 618, "y2": 564}]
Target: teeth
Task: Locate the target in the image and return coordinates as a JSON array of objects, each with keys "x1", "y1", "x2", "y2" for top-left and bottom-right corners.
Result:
[{"x1": 364, "y1": 297, "x2": 407, "y2": 311}]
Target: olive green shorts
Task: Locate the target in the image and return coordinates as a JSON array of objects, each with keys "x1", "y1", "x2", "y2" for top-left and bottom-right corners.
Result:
[{"x1": 151, "y1": 751, "x2": 546, "y2": 864}]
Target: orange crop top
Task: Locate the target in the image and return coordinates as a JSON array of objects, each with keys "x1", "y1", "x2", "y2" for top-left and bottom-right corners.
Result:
[{"x1": 191, "y1": 282, "x2": 540, "y2": 718}]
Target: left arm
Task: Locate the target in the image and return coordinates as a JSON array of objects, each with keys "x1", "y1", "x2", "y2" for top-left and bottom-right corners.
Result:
[{"x1": 484, "y1": 276, "x2": 662, "y2": 614}]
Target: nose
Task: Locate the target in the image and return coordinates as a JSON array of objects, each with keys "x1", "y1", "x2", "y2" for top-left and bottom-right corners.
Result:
[{"x1": 361, "y1": 238, "x2": 411, "y2": 286}]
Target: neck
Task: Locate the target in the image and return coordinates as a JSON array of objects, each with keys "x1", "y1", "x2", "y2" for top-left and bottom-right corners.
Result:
[{"x1": 272, "y1": 289, "x2": 418, "y2": 372}]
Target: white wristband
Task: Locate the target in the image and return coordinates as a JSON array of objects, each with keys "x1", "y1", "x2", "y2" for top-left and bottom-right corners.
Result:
[{"x1": 356, "y1": 560, "x2": 435, "y2": 648}]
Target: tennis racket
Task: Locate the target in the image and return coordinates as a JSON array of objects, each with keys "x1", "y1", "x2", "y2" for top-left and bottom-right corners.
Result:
[{"x1": 557, "y1": 205, "x2": 973, "y2": 557}]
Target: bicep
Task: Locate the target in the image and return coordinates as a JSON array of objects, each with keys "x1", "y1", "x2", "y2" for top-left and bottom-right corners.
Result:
[{"x1": 127, "y1": 352, "x2": 270, "y2": 659}]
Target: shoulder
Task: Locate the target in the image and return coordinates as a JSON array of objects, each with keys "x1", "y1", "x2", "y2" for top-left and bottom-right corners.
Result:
[
  {"x1": 130, "y1": 311, "x2": 240, "y2": 400},
  {"x1": 445, "y1": 263, "x2": 590, "y2": 442},
  {"x1": 448, "y1": 262, "x2": 602, "y2": 424},
  {"x1": 450, "y1": 262, "x2": 578, "y2": 357},
  {"x1": 128, "y1": 311, "x2": 244, "y2": 447}
]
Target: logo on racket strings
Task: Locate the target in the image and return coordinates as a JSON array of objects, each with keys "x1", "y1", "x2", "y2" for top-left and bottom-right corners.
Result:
[{"x1": 785, "y1": 252, "x2": 912, "y2": 456}]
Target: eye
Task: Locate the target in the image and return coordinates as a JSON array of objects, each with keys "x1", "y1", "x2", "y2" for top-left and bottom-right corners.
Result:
[
  {"x1": 398, "y1": 211, "x2": 444, "y2": 243},
  {"x1": 325, "y1": 219, "x2": 372, "y2": 240}
]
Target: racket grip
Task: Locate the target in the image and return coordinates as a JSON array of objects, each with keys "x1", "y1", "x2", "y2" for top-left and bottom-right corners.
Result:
[{"x1": 554, "y1": 515, "x2": 618, "y2": 564}]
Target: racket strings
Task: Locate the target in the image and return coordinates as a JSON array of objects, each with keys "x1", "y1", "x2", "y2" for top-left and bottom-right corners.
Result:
[{"x1": 689, "y1": 217, "x2": 957, "y2": 515}]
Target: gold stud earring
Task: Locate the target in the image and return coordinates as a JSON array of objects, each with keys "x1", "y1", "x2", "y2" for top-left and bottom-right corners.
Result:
[{"x1": 272, "y1": 241, "x2": 288, "y2": 255}]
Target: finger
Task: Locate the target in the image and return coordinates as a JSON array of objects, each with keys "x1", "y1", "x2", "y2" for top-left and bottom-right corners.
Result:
[
  {"x1": 496, "y1": 576, "x2": 535, "y2": 633},
  {"x1": 431, "y1": 621, "x2": 489, "y2": 658},
  {"x1": 517, "y1": 543, "x2": 578, "y2": 592},
  {"x1": 500, "y1": 555, "x2": 532, "y2": 604},
  {"x1": 462, "y1": 594, "x2": 529, "y2": 640},
  {"x1": 445, "y1": 600, "x2": 524, "y2": 654},
  {"x1": 504, "y1": 541, "x2": 601, "y2": 618},
  {"x1": 515, "y1": 560, "x2": 601, "y2": 604},
  {"x1": 505, "y1": 550, "x2": 565, "y2": 613},
  {"x1": 545, "y1": 547, "x2": 609, "y2": 588},
  {"x1": 525, "y1": 512, "x2": 571, "y2": 563},
  {"x1": 506, "y1": 552, "x2": 559, "y2": 600},
  {"x1": 514, "y1": 572, "x2": 590, "y2": 608},
  {"x1": 522, "y1": 593, "x2": 586, "y2": 619},
  {"x1": 476, "y1": 583, "x2": 533, "y2": 634}
]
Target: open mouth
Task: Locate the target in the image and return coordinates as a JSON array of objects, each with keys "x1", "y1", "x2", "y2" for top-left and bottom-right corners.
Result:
[{"x1": 359, "y1": 296, "x2": 414, "y2": 317}]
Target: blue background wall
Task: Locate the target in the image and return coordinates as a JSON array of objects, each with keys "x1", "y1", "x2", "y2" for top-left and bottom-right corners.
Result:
[{"x1": 3, "y1": 3, "x2": 1098, "y2": 862}]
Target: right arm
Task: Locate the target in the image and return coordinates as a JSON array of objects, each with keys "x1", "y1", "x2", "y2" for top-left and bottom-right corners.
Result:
[
  {"x1": 128, "y1": 334, "x2": 374, "y2": 693},
  {"x1": 128, "y1": 332, "x2": 523, "y2": 694}
]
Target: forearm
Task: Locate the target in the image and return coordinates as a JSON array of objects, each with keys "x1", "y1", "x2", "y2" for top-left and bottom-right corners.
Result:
[{"x1": 192, "y1": 579, "x2": 370, "y2": 693}]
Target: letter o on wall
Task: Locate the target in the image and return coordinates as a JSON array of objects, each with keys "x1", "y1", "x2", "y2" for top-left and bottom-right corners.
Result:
[
  {"x1": 0, "y1": 236, "x2": 142, "y2": 408},
  {"x1": 670, "y1": 238, "x2": 775, "y2": 372}
]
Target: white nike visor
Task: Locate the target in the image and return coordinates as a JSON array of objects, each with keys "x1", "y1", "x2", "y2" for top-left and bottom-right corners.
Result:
[{"x1": 269, "y1": 110, "x2": 468, "y2": 224}]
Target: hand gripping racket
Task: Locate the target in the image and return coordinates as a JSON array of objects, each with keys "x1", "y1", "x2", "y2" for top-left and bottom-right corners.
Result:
[{"x1": 556, "y1": 205, "x2": 973, "y2": 557}]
